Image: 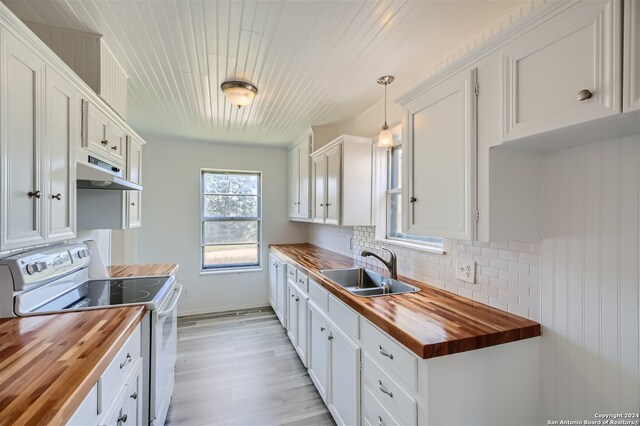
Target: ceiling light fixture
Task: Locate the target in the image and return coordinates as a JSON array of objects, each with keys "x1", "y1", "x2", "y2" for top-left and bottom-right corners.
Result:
[
  {"x1": 221, "y1": 80, "x2": 258, "y2": 108},
  {"x1": 377, "y1": 75, "x2": 395, "y2": 149}
]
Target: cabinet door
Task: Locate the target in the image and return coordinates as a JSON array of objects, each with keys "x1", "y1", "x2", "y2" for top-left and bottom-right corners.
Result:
[
  {"x1": 298, "y1": 136, "x2": 311, "y2": 219},
  {"x1": 325, "y1": 145, "x2": 341, "y2": 226},
  {"x1": 1, "y1": 31, "x2": 46, "y2": 250},
  {"x1": 501, "y1": 0, "x2": 621, "y2": 141},
  {"x1": 312, "y1": 155, "x2": 327, "y2": 223},
  {"x1": 127, "y1": 191, "x2": 141, "y2": 228},
  {"x1": 84, "y1": 102, "x2": 109, "y2": 155},
  {"x1": 105, "y1": 122, "x2": 126, "y2": 166},
  {"x1": 68, "y1": 383, "x2": 99, "y2": 426},
  {"x1": 288, "y1": 146, "x2": 300, "y2": 217},
  {"x1": 287, "y1": 283, "x2": 298, "y2": 346},
  {"x1": 404, "y1": 69, "x2": 477, "y2": 240},
  {"x1": 126, "y1": 136, "x2": 142, "y2": 185},
  {"x1": 327, "y1": 326, "x2": 361, "y2": 426},
  {"x1": 308, "y1": 303, "x2": 329, "y2": 401},
  {"x1": 46, "y1": 68, "x2": 77, "y2": 241},
  {"x1": 275, "y1": 258, "x2": 287, "y2": 327},
  {"x1": 125, "y1": 361, "x2": 143, "y2": 426},
  {"x1": 624, "y1": 0, "x2": 639, "y2": 112},
  {"x1": 295, "y1": 293, "x2": 308, "y2": 366}
]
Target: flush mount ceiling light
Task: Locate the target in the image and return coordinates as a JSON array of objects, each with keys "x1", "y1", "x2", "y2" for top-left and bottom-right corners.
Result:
[
  {"x1": 221, "y1": 80, "x2": 258, "y2": 108},
  {"x1": 377, "y1": 75, "x2": 395, "y2": 149}
]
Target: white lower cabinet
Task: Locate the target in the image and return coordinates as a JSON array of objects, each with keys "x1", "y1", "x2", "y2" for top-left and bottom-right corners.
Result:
[
  {"x1": 286, "y1": 274, "x2": 309, "y2": 367},
  {"x1": 308, "y1": 302, "x2": 329, "y2": 401},
  {"x1": 327, "y1": 324, "x2": 361, "y2": 426},
  {"x1": 68, "y1": 324, "x2": 143, "y2": 426}
]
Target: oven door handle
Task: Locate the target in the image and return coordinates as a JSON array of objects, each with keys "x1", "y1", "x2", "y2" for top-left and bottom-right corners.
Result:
[{"x1": 157, "y1": 283, "x2": 182, "y2": 318}]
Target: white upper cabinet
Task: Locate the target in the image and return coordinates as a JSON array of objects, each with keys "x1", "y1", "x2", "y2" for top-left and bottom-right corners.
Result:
[
  {"x1": 83, "y1": 101, "x2": 127, "y2": 167},
  {"x1": 46, "y1": 68, "x2": 78, "y2": 242},
  {"x1": 311, "y1": 135, "x2": 373, "y2": 227},
  {"x1": 1, "y1": 31, "x2": 47, "y2": 250},
  {"x1": 500, "y1": 0, "x2": 621, "y2": 142},
  {"x1": 401, "y1": 69, "x2": 477, "y2": 241},
  {"x1": 623, "y1": 0, "x2": 639, "y2": 112},
  {"x1": 288, "y1": 133, "x2": 312, "y2": 220},
  {"x1": 127, "y1": 135, "x2": 143, "y2": 185}
]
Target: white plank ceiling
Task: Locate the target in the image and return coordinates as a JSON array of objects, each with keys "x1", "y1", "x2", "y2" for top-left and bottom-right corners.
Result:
[{"x1": 3, "y1": 0, "x2": 522, "y2": 146}]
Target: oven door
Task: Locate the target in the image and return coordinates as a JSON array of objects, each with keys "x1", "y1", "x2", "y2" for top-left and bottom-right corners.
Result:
[{"x1": 151, "y1": 283, "x2": 182, "y2": 426}]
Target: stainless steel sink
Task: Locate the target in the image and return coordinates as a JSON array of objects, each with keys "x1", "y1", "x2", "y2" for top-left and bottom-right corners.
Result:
[{"x1": 318, "y1": 268, "x2": 420, "y2": 297}]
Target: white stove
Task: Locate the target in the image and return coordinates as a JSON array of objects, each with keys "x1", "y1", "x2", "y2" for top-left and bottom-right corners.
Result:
[{"x1": 0, "y1": 243, "x2": 181, "y2": 426}]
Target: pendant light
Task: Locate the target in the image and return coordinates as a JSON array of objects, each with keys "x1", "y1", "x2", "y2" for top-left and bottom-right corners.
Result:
[
  {"x1": 221, "y1": 80, "x2": 258, "y2": 108},
  {"x1": 377, "y1": 75, "x2": 395, "y2": 148}
]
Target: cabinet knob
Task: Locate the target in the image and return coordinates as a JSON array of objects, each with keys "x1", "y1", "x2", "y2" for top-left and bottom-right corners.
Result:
[
  {"x1": 319, "y1": 203, "x2": 324, "y2": 207},
  {"x1": 291, "y1": 294, "x2": 295, "y2": 298},
  {"x1": 577, "y1": 89, "x2": 593, "y2": 101},
  {"x1": 295, "y1": 298, "x2": 299, "y2": 302},
  {"x1": 52, "y1": 193, "x2": 62, "y2": 200},
  {"x1": 28, "y1": 190, "x2": 42, "y2": 199},
  {"x1": 325, "y1": 203, "x2": 331, "y2": 207},
  {"x1": 130, "y1": 392, "x2": 138, "y2": 400},
  {"x1": 117, "y1": 413, "x2": 128, "y2": 425},
  {"x1": 410, "y1": 197, "x2": 417, "y2": 203},
  {"x1": 111, "y1": 145, "x2": 118, "y2": 151},
  {"x1": 101, "y1": 140, "x2": 108, "y2": 146},
  {"x1": 328, "y1": 335, "x2": 334, "y2": 341},
  {"x1": 131, "y1": 202, "x2": 135, "y2": 206},
  {"x1": 320, "y1": 327, "x2": 325, "y2": 332},
  {"x1": 120, "y1": 353, "x2": 132, "y2": 369}
]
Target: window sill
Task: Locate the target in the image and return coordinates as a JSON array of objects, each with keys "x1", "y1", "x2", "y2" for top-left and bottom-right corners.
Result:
[
  {"x1": 200, "y1": 267, "x2": 263, "y2": 276},
  {"x1": 374, "y1": 238, "x2": 445, "y2": 255}
]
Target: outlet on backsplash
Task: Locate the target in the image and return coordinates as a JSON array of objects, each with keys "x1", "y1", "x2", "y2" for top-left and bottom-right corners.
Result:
[{"x1": 456, "y1": 259, "x2": 476, "y2": 284}]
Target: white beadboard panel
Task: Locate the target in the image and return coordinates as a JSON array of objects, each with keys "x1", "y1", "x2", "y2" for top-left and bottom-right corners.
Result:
[
  {"x1": 541, "y1": 136, "x2": 640, "y2": 418},
  {"x1": 99, "y1": 40, "x2": 128, "y2": 118},
  {"x1": 308, "y1": 224, "x2": 541, "y2": 320},
  {"x1": 3, "y1": 0, "x2": 536, "y2": 145}
]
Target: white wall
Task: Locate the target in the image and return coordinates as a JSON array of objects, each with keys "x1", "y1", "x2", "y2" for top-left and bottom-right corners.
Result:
[
  {"x1": 135, "y1": 135, "x2": 308, "y2": 316},
  {"x1": 541, "y1": 136, "x2": 640, "y2": 417}
]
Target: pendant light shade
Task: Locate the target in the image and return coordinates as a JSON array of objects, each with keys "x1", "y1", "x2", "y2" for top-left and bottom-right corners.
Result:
[
  {"x1": 377, "y1": 75, "x2": 395, "y2": 148},
  {"x1": 221, "y1": 80, "x2": 258, "y2": 108}
]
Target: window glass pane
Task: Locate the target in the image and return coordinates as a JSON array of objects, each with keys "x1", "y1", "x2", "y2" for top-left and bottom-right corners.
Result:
[
  {"x1": 203, "y1": 173, "x2": 258, "y2": 195},
  {"x1": 388, "y1": 146, "x2": 402, "y2": 190},
  {"x1": 203, "y1": 195, "x2": 258, "y2": 218},
  {"x1": 388, "y1": 192, "x2": 403, "y2": 237},
  {"x1": 203, "y1": 221, "x2": 258, "y2": 245},
  {"x1": 203, "y1": 244, "x2": 259, "y2": 268}
]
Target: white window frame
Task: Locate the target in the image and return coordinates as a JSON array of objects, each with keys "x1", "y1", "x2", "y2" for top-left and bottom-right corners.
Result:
[
  {"x1": 200, "y1": 169, "x2": 263, "y2": 274},
  {"x1": 372, "y1": 125, "x2": 445, "y2": 254}
]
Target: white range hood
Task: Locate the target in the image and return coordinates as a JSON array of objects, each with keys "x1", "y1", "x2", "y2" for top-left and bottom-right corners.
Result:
[{"x1": 76, "y1": 161, "x2": 142, "y2": 191}]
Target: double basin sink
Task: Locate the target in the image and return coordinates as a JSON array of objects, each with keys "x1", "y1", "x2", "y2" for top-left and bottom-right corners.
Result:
[{"x1": 318, "y1": 268, "x2": 420, "y2": 297}]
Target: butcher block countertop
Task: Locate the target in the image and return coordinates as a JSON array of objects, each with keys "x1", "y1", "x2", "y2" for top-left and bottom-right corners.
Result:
[
  {"x1": 0, "y1": 306, "x2": 145, "y2": 425},
  {"x1": 108, "y1": 263, "x2": 179, "y2": 278},
  {"x1": 270, "y1": 243, "x2": 541, "y2": 359}
]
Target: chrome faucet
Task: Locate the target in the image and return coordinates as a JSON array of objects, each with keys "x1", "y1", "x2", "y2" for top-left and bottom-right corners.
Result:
[{"x1": 361, "y1": 247, "x2": 398, "y2": 279}]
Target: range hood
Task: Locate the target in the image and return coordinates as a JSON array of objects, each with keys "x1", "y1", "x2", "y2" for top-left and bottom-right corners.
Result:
[{"x1": 77, "y1": 161, "x2": 142, "y2": 191}]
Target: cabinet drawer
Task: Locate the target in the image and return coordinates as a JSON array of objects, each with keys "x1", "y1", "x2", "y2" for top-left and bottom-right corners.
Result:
[
  {"x1": 363, "y1": 385, "x2": 402, "y2": 426},
  {"x1": 363, "y1": 353, "x2": 417, "y2": 426},
  {"x1": 327, "y1": 294, "x2": 359, "y2": 341},
  {"x1": 295, "y1": 270, "x2": 309, "y2": 293},
  {"x1": 99, "y1": 325, "x2": 141, "y2": 411},
  {"x1": 287, "y1": 265, "x2": 297, "y2": 282},
  {"x1": 362, "y1": 320, "x2": 417, "y2": 391},
  {"x1": 308, "y1": 279, "x2": 329, "y2": 312}
]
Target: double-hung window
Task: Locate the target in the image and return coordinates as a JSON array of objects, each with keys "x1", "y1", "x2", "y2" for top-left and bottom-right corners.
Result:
[
  {"x1": 386, "y1": 145, "x2": 443, "y2": 248},
  {"x1": 201, "y1": 170, "x2": 261, "y2": 271}
]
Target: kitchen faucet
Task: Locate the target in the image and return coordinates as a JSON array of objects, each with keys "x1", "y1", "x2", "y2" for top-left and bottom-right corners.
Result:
[{"x1": 361, "y1": 247, "x2": 398, "y2": 279}]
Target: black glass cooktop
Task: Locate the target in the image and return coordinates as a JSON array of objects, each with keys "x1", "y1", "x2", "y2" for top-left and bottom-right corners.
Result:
[{"x1": 32, "y1": 276, "x2": 174, "y2": 313}]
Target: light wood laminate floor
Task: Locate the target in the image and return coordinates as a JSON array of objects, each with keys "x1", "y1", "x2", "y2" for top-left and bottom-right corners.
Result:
[{"x1": 166, "y1": 308, "x2": 335, "y2": 426}]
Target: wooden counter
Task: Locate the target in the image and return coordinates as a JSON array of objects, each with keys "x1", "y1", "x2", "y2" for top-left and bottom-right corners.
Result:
[
  {"x1": 108, "y1": 263, "x2": 179, "y2": 278},
  {"x1": 0, "y1": 306, "x2": 145, "y2": 425},
  {"x1": 270, "y1": 243, "x2": 540, "y2": 359}
]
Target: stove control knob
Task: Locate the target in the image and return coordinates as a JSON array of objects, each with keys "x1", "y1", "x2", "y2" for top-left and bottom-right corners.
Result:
[
  {"x1": 26, "y1": 263, "x2": 37, "y2": 275},
  {"x1": 77, "y1": 250, "x2": 86, "y2": 259}
]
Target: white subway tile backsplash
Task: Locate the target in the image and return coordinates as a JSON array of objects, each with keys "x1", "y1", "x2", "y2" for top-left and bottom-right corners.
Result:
[{"x1": 307, "y1": 224, "x2": 541, "y2": 320}]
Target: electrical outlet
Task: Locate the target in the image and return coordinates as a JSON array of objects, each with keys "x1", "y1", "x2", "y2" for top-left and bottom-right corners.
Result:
[
  {"x1": 182, "y1": 288, "x2": 190, "y2": 298},
  {"x1": 456, "y1": 259, "x2": 476, "y2": 284}
]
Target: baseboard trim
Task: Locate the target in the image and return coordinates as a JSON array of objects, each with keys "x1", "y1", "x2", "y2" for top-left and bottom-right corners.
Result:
[{"x1": 178, "y1": 303, "x2": 272, "y2": 318}]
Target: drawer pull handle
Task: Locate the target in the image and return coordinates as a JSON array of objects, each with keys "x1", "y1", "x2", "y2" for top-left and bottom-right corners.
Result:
[
  {"x1": 52, "y1": 193, "x2": 62, "y2": 200},
  {"x1": 320, "y1": 327, "x2": 325, "y2": 332},
  {"x1": 28, "y1": 190, "x2": 42, "y2": 199},
  {"x1": 117, "y1": 413, "x2": 128, "y2": 424},
  {"x1": 111, "y1": 145, "x2": 118, "y2": 151},
  {"x1": 120, "y1": 353, "x2": 132, "y2": 369},
  {"x1": 378, "y1": 415, "x2": 384, "y2": 426},
  {"x1": 130, "y1": 392, "x2": 138, "y2": 400},
  {"x1": 378, "y1": 380, "x2": 393, "y2": 398},
  {"x1": 378, "y1": 345, "x2": 394, "y2": 359},
  {"x1": 101, "y1": 140, "x2": 108, "y2": 146},
  {"x1": 577, "y1": 89, "x2": 593, "y2": 101}
]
